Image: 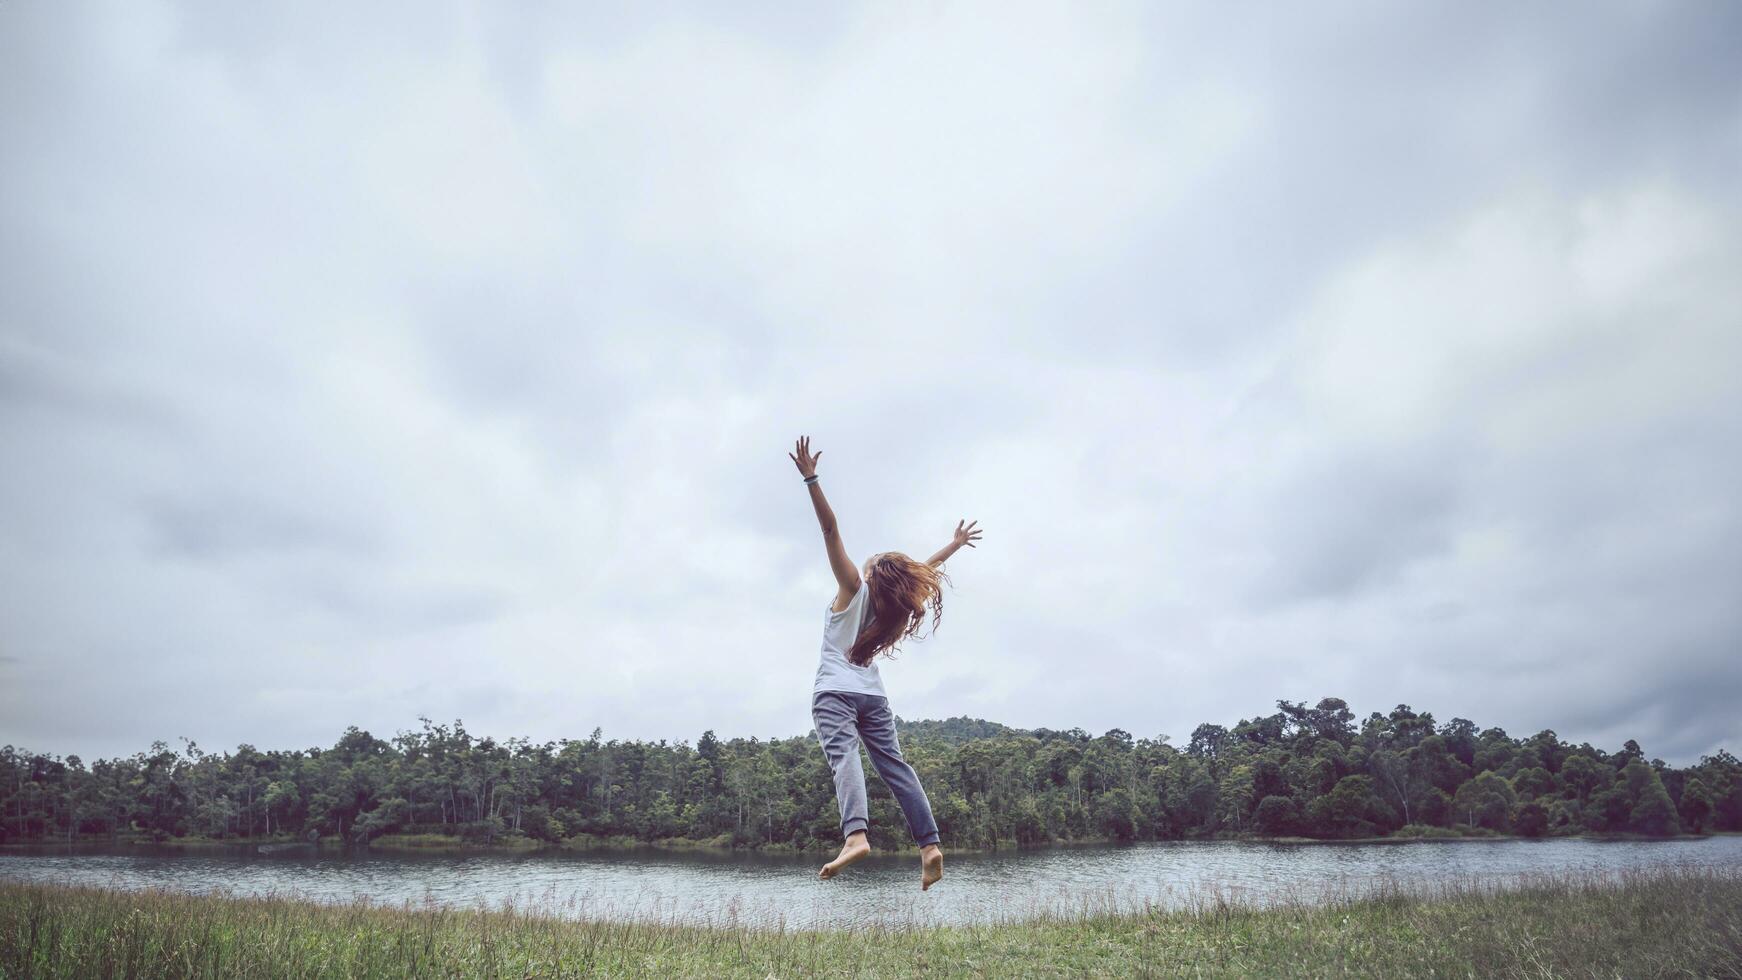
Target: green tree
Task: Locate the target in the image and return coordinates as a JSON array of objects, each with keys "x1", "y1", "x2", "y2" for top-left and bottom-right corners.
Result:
[
  {"x1": 1416, "y1": 787, "x2": 1453, "y2": 827},
  {"x1": 1452, "y1": 771, "x2": 1516, "y2": 831},
  {"x1": 1511, "y1": 767, "x2": 1555, "y2": 799},
  {"x1": 1513, "y1": 800, "x2": 1548, "y2": 837},
  {"x1": 1307, "y1": 775, "x2": 1395, "y2": 838},
  {"x1": 1254, "y1": 795, "x2": 1298, "y2": 836},
  {"x1": 1092, "y1": 787, "x2": 1138, "y2": 842},
  {"x1": 1557, "y1": 754, "x2": 1608, "y2": 802},
  {"x1": 1628, "y1": 764, "x2": 1681, "y2": 836},
  {"x1": 1589, "y1": 784, "x2": 1634, "y2": 831},
  {"x1": 1679, "y1": 778, "x2": 1715, "y2": 834}
]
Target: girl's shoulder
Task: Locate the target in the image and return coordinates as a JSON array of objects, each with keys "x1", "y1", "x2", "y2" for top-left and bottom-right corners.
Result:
[{"x1": 827, "y1": 578, "x2": 868, "y2": 617}]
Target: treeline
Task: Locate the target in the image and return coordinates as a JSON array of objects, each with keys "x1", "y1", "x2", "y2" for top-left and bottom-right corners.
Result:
[{"x1": 2, "y1": 699, "x2": 1738, "y2": 850}]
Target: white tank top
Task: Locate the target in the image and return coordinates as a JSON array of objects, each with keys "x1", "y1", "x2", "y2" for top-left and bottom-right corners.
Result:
[{"x1": 813, "y1": 579, "x2": 887, "y2": 697}]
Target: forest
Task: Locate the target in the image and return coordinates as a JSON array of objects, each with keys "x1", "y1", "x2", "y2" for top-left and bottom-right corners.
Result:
[{"x1": 3, "y1": 698, "x2": 1737, "y2": 850}]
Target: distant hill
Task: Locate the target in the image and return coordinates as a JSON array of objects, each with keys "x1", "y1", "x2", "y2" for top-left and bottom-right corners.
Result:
[{"x1": 893, "y1": 716, "x2": 1024, "y2": 744}]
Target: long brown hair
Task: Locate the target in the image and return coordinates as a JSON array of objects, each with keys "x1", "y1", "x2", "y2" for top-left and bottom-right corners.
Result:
[{"x1": 848, "y1": 552, "x2": 951, "y2": 666}]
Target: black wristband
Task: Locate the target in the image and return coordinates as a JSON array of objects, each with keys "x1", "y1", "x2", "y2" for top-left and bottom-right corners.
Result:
[{"x1": 803, "y1": 474, "x2": 819, "y2": 485}]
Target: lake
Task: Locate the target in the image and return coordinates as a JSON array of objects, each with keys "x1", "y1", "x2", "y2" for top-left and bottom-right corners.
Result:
[{"x1": 4, "y1": 837, "x2": 1740, "y2": 929}]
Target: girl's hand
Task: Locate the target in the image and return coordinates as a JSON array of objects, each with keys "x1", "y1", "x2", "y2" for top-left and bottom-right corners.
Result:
[
  {"x1": 789, "y1": 435, "x2": 821, "y2": 479},
  {"x1": 952, "y1": 519, "x2": 983, "y2": 549}
]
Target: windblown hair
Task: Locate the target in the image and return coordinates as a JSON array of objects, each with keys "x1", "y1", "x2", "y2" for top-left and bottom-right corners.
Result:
[{"x1": 848, "y1": 552, "x2": 951, "y2": 667}]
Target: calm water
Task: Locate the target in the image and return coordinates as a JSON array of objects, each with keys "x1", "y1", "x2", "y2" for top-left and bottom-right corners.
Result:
[{"x1": 4, "y1": 837, "x2": 1740, "y2": 929}]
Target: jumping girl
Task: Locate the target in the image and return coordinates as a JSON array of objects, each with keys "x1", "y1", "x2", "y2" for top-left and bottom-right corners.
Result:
[{"x1": 788, "y1": 435, "x2": 983, "y2": 891}]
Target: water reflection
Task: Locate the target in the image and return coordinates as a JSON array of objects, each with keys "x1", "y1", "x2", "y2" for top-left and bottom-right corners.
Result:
[{"x1": 4, "y1": 837, "x2": 1739, "y2": 929}]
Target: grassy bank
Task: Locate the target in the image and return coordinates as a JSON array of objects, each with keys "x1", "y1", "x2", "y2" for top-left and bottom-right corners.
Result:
[{"x1": 3, "y1": 869, "x2": 1739, "y2": 977}]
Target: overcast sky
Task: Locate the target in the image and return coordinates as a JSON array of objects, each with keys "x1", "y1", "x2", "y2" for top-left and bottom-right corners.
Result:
[{"x1": 3, "y1": 2, "x2": 1739, "y2": 767}]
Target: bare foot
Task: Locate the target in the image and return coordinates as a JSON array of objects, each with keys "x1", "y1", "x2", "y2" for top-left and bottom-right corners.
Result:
[
  {"x1": 819, "y1": 831, "x2": 870, "y2": 879},
  {"x1": 920, "y1": 844, "x2": 944, "y2": 891}
]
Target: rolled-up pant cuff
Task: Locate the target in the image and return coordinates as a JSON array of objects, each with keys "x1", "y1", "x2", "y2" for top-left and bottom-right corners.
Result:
[
  {"x1": 915, "y1": 832, "x2": 941, "y2": 848},
  {"x1": 842, "y1": 818, "x2": 868, "y2": 838}
]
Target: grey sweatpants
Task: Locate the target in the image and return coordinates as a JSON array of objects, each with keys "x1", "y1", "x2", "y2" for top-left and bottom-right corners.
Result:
[{"x1": 811, "y1": 689, "x2": 941, "y2": 847}]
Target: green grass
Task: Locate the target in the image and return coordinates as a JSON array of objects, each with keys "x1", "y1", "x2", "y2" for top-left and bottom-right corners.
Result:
[{"x1": 2, "y1": 869, "x2": 1739, "y2": 978}]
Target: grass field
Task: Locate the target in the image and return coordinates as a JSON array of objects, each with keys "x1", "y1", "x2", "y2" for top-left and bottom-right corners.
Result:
[{"x1": 2, "y1": 868, "x2": 1739, "y2": 977}]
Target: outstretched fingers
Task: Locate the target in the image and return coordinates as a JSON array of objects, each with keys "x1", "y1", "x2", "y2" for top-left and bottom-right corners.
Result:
[{"x1": 790, "y1": 436, "x2": 823, "y2": 476}]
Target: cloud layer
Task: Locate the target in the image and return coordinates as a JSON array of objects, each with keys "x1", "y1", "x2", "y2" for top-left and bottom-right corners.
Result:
[{"x1": 3, "y1": 1, "x2": 1739, "y2": 765}]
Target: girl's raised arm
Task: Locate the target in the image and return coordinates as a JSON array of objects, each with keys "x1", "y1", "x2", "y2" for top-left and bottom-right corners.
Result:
[
  {"x1": 925, "y1": 519, "x2": 983, "y2": 567},
  {"x1": 790, "y1": 435, "x2": 861, "y2": 610}
]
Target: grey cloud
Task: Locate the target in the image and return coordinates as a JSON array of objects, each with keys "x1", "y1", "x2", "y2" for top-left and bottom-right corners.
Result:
[
  {"x1": 1050, "y1": 3, "x2": 1742, "y2": 367},
  {"x1": 1551, "y1": 635, "x2": 1742, "y2": 764},
  {"x1": 1, "y1": 0, "x2": 1738, "y2": 766},
  {"x1": 143, "y1": 492, "x2": 379, "y2": 561},
  {"x1": 296, "y1": 578, "x2": 511, "y2": 634},
  {"x1": 0, "y1": 342, "x2": 179, "y2": 430},
  {"x1": 1249, "y1": 443, "x2": 1468, "y2": 606}
]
